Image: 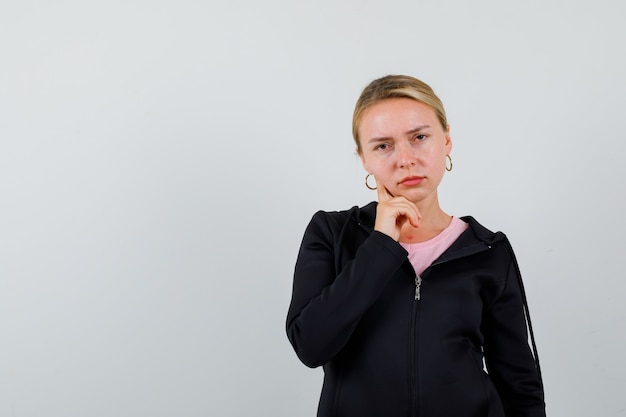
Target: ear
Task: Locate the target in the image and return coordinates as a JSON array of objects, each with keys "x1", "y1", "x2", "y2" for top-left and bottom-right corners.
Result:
[{"x1": 444, "y1": 125, "x2": 452, "y2": 154}]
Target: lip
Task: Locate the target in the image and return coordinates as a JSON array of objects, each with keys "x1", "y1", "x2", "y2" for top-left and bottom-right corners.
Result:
[{"x1": 399, "y1": 176, "x2": 425, "y2": 186}]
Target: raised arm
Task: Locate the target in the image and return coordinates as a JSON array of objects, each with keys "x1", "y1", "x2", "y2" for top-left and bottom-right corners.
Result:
[{"x1": 286, "y1": 211, "x2": 407, "y2": 368}]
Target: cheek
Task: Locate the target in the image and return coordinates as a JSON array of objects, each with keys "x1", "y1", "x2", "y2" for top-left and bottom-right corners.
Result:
[
  {"x1": 365, "y1": 160, "x2": 390, "y2": 177},
  {"x1": 427, "y1": 147, "x2": 446, "y2": 167},
  {"x1": 361, "y1": 153, "x2": 383, "y2": 173}
]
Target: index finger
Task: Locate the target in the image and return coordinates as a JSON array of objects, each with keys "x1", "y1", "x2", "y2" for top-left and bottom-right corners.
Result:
[{"x1": 376, "y1": 181, "x2": 395, "y2": 203}]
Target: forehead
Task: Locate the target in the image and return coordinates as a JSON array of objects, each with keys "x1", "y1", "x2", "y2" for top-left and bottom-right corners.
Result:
[{"x1": 359, "y1": 98, "x2": 439, "y2": 135}]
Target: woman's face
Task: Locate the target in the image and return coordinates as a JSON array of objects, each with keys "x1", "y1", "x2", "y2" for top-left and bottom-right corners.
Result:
[{"x1": 358, "y1": 98, "x2": 452, "y2": 205}]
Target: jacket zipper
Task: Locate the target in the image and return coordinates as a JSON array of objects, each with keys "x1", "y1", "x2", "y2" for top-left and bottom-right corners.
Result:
[
  {"x1": 409, "y1": 244, "x2": 489, "y2": 417},
  {"x1": 414, "y1": 275, "x2": 422, "y2": 301},
  {"x1": 409, "y1": 292, "x2": 419, "y2": 417}
]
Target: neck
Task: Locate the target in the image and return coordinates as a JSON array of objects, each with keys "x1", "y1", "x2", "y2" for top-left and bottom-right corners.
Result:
[{"x1": 399, "y1": 193, "x2": 451, "y2": 243}]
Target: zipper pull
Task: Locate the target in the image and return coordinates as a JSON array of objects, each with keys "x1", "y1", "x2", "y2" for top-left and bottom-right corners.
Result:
[{"x1": 415, "y1": 275, "x2": 422, "y2": 301}]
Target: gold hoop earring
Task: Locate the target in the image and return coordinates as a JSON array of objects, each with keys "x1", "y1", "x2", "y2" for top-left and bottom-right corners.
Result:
[
  {"x1": 445, "y1": 155, "x2": 453, "y2": 172},
  {"x1": 365, "y1": 174, "x2": 377, "y2": 190}
]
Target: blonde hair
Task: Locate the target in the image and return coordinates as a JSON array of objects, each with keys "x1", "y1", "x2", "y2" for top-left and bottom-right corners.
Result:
[{"x1": 352, "y1": 75, "x2": 448, "y2": 154}]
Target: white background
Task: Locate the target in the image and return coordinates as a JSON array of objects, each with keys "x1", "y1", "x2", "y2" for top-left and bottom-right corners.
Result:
[{"x1": 1, "y1": 1, "x2": 625, "y2": 416}]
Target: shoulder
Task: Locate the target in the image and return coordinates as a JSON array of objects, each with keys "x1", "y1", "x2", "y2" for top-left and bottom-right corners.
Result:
[
  {"x1": 302, "y1": 202, "x2": 406, "y2": 262},
  {"x1": 309, "y1": 201, "x2": 377, "y2": 231},
  {"x1": 459, "y1": 215, "x2": 508, "y2": 247},
  {"x1": 301, "y1": 202, "x2": 377, "y2": 251},
  {"x1": 457, "y1": 216, "x2": 523, "y2": 274}
]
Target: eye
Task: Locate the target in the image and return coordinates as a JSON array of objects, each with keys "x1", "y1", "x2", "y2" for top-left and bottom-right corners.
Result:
[
  {"x1": 413, "y1": 134, "x2": 427, "y2": 142},
  {"x1": 374, "y1": 143, "x2": 391, "y2": 151}
]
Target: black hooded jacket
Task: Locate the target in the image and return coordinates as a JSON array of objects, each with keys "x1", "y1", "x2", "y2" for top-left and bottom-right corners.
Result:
[{"x1": 286, "y1": 202, "x2": 545, "y2": 417}]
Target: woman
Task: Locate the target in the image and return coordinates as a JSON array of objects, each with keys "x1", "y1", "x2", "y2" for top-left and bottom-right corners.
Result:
[{"x1": 286, "y1": 75, "x2": 545, "y2": 417}]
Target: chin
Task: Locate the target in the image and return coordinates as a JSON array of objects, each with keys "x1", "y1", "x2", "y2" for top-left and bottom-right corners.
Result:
[{"x1": 398, "y1": 189, "x2": 427, "y2": 203}]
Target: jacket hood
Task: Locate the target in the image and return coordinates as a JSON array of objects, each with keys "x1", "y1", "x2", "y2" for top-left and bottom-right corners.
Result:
[{"x1": 350, "y1": 201, "x2": 506, "y2": 248}]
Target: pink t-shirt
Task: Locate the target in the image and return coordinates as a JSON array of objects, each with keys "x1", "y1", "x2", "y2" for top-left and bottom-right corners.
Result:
[{"x1": 400, "y1": 217, "x2": 468, "y2": 276}]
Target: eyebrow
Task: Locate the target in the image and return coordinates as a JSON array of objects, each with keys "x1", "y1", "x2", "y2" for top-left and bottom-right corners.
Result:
[
  {"x1": 366, "y1": 125, "x2": 432, "y2": 144},
  {"x1": 367, "y1": 136, "x2": 392, "y2": 144},
  {"x1": 406, "y1": 125, "x2": 431, "y2": 135}
]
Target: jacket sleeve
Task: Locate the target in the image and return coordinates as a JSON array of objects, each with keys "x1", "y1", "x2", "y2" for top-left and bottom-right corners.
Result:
[
  {"x1": 482, "y1": 239, "x2": 546, "y2": 417},
  {"x1": 286, "y1": 211, "x2": 408, "y2": 368}
]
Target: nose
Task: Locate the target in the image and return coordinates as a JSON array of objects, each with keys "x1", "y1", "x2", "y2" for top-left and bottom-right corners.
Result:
[{"x1": 397, "y1": 143, "x2": 417, "y2": 168}]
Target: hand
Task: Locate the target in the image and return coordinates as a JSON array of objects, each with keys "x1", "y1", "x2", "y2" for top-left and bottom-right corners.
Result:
[{"x1": 374, "y1": 182, "x2": 421, "y2": 241}]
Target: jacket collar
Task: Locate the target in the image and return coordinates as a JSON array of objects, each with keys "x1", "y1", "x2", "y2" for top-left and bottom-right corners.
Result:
[
  {"x1": 353, "y1": 201, "x2": 377, "y2": 230},
  {"x1": 350, "y1": 201, "x2": 504, "y2": 247}
]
